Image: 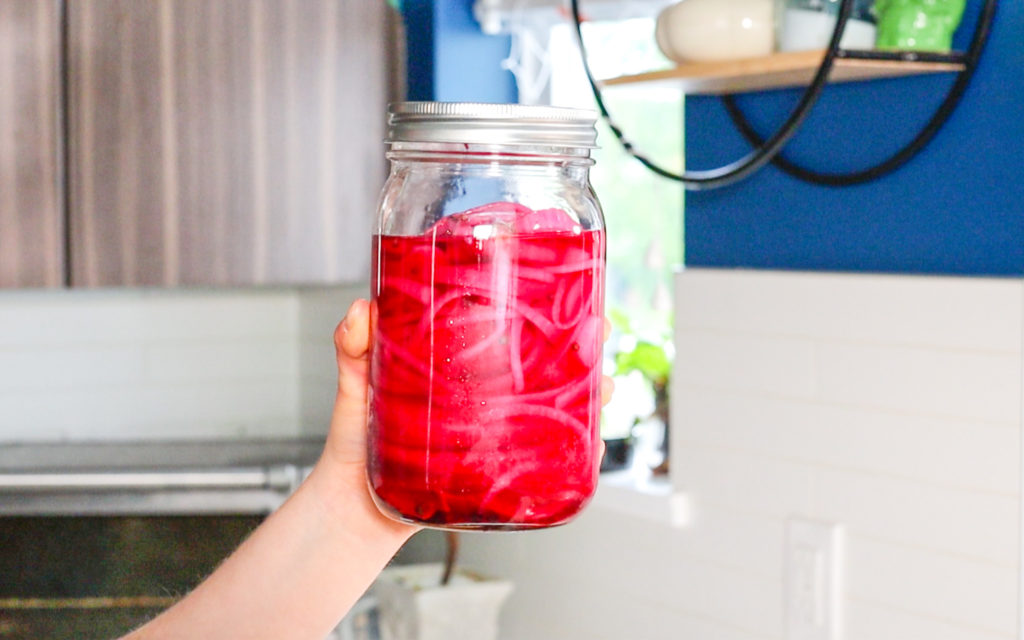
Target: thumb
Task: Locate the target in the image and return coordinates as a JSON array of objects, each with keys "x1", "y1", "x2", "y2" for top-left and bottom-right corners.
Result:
[
  {"x1": 327, "y1": 299, "x2": 372, "y2": 462},
  {"x1": 334, "y1": 299, "x2": 371, "y2": 401}
]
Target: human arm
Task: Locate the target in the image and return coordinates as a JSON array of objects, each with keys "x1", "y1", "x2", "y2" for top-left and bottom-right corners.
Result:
[
  {"x1": 122, "y1": 299, "x2": 418, "y2": 640},
  {"x1": 122, "y1": 299, "x2": 614, "y2": 639}
]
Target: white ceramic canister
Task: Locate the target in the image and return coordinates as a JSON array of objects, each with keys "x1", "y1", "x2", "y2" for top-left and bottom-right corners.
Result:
[
  {"x1": 777, "y1": 8, "x2": 877, "y2": 52},
  {"x1": 655, "y1": 0, "x2": 776, "y2": 63}
]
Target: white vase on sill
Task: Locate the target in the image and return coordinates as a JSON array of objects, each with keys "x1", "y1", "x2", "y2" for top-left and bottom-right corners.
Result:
[{"x1": 655, "y1": 0, "x2": 776, "y2": 63}]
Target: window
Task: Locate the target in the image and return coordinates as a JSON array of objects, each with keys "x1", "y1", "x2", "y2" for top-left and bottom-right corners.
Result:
[{"x1": 498, "y1": 6, "x2": 684, "y2": 473}]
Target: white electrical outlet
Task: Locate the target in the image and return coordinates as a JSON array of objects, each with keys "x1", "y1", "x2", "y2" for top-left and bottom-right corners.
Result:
[{"x1": 786, "y1": 518, "x2": 844, "y2": 640}]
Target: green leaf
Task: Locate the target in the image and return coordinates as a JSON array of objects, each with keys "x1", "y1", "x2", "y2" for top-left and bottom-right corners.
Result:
[
  {"x1": 615, "y1": 341, "x2": 670, "y2": 384},
  {"x1": 608, "y1": 307, "x2": 633, "y2": 334}
]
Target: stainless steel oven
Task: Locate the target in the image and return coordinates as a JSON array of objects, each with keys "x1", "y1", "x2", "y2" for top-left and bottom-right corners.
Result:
[
  {"x1": 0, "y1": 515, "x2": 262, "y2": 638},
  {"x1": 0, "y1": 439, "x2": 321, "y2": 639}
]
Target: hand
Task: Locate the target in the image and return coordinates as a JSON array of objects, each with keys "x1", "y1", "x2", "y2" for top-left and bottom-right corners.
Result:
[
  {"x1": 312, "y1": 299, "x2": 615, "y2": 525},
  {"x1": 308, "y1": 298, "x2": 419, "y2": 538},
  {"x1": 119, "y1": 301, "x2": 616, "y2": 640}
]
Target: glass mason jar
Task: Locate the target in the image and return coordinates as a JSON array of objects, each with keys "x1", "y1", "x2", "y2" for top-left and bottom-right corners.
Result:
[{"x1": 368, "y1": 102, "x2": 606, "y2": 530}]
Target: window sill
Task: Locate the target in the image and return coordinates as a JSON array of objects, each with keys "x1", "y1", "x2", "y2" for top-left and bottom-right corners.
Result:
[{"x1": 593, "y1": 467, "x2": 690, "y2": 528}]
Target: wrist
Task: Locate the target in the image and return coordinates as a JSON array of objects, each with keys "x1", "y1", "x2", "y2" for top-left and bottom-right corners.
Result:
[{"x1": 303, "y1": 456, "x2": 421, "y2": 548}]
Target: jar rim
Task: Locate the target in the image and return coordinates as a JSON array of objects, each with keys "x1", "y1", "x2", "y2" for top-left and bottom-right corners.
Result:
[{"x1": 387, "y1": 102, "x2": 599, "y2": 149}]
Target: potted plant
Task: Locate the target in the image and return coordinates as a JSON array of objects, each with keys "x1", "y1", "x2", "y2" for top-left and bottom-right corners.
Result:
[{"x1": 607, "y1": 311, "x2": 672, "y2": 475}]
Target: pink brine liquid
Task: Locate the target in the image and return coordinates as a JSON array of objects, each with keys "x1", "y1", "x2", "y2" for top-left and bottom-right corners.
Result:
[{"x1": 369, "y1": 202, "x2": 606, "y2": 529}]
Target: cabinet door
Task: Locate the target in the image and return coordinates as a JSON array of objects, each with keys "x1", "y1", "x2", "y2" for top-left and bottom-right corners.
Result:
[
  {"x1": 0, "y1": 0, "x2": 64, "y2": 288},
  {"x1": 67, "y1": 0, "x2": 395, "y2": 287}
]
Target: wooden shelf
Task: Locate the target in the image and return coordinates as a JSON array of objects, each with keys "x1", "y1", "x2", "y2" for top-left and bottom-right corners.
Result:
[{"x1": 600, "y1": 49, "x2": 965, "y2": 95}]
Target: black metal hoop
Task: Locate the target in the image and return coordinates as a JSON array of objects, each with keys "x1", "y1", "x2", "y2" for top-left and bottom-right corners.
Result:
[
  {"x1": 722, "y1": 0, "x2": 997, "y2": 187},
  {"x1": 570, "y1": 0, "x2": 856, "y2": 190}
]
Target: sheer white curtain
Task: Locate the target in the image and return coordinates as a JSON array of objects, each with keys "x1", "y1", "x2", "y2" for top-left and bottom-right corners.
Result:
[
  {"x1": 472, "y1": 0, "x2": 673, "y2": 104},
  {"x1": 472, "y1": 0, "x2": 684, "y2": 456},
  {"x1": 473, "y1": 0, "x2": 670, "y2": 34}
]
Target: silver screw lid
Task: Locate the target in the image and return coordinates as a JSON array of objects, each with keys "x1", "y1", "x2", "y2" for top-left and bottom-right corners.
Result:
[{"x1": 387, "y1": 102, "x2": 599, "y2": 149}]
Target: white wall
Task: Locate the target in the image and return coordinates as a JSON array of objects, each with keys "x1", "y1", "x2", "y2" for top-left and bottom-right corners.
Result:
[
  {"x1": 0, "y1": 285, "x2": 364, "y2": 442},
  {"x1": 459, "y1": 268, "x2": 1022, "y2": 640},
  {"x1": 298, "y1": 285, "x2": 371, "y2": 433}
]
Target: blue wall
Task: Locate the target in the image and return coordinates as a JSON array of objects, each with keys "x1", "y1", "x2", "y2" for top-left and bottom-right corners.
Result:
[
  {"x1": 403, "y1": 0, "x2": 517, "y2": 103},
  {"x1": 684, "y1": 1, "x2": 1024, "y2": 276}
]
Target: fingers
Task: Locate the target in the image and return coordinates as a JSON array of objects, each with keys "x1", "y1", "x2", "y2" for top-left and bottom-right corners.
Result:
[
  {"x1": 601, "y1": 318, "x2": 614, "y2": 407},
  {"x1": 330, "y1": 301, "x2": 615, "y2": 426},
  {"x1": 335, "y1": 299, "x2": 371, "y2": 365},
  {"x1": 600, "y1": 374, "x2": 614, "y2": 407},
  {"x1": 332, "y1": 299, "x2": 372, "y2": 425}
]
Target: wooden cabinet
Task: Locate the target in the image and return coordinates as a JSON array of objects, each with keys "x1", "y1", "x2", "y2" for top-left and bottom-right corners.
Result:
[
  {"x1": 66, "y1": 0, "x2": 397, "y2": 286},
  {"x1": 0, "y1": 0, "x2": 64, "y2": 288}
]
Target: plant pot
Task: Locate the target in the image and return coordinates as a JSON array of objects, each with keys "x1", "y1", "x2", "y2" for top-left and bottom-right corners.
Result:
[
  {"x1": 373, "y1": 563, "x2": 513, "y2": 640},
  {"x1": 600, "y1": 437, "x2": 635, "y2": 473}
]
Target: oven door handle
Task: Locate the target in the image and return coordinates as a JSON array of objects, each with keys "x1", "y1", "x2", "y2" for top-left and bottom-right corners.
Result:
[{"x1": 0, "y1": 465, "x2": 306, "y2": 493}]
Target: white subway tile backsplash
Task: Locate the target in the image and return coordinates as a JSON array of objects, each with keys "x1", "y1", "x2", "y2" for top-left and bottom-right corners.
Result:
[
  {"x1": 572, "y1": 510, "x2": 681, "y2": 596},
  {"x1": 0, "y1": 388, "x2": 139, "y2": 440},
  {"x1": 816, "y1": 342, "x2": 1020, "y2": 423},
  {"x1": 0, "y1": 380, "x2": 299, "y2": 441},
  {"x1": 463, "y1": 269, "x2": 1024, "y2": 640},
  {"x1": 0, "y1": 347, "x2": 145, "y2": 390},
  {"x1": 811, "y1": 468, "x2": 1019, "y2": 566},
  {"x1": 670, "y1": 270, "x2": 1022, "y2": 638},
  {"x1": 0, "y1": 287, "x2": 333, "y2": 442},
  {"x1": 144, "y1": 340, "x2": 298, "y2": 383},
  {"x1": 847, "y1": 600, "x2": 1017, "y2": 640},
  {"x1": 0, "y1": 292, "x2": 148, "y2": 346},
  {"x1": 299, "y1": 381, "x2": 334, "y2": 436},
  {"x1": 137, "y1": 291, "x2": 298, "y2": 342},
  {"x1": 296, "y1": 285, "x2": 367, "y2": 339},
  {"x1": 676, "y1": 269, "x2": 1022, "y2": 352},
  {"x1": 646, "y1": 614, "x2": 777, "y2": 640},
  {"x1": 472, "y1": 508, "x2": 783, "y2": 640},
  {"x1": 580, "y1": 596, "x2": 780, "y2": 640},
  {"x1": 74, "y1": 416, "x2": 301, "y2": 442},
  {"x1": 674, "y1": 444, "x2": 813, "y2": 518},
  {"x1": 847, "y1": 535, "x2": 1018, "y2": 636},
  {"x1": 299, "y1": 342, "x2": 339, "y2": 389},
  {"x1": 658, "y1": 556, "x2": 783, "y2": 639},
  {"x1": 677, "y1": 389, "x2": 1019, "y2": 494},
  {"x1": 0, "y1": 288, "x2": 301, "y2": 346},
  {"x1": 674, "y1": 506, "x2": 786, "y2": 581},
  {"x1": 297, "y1": 285, "x2": 366, "y2": 432},
  {"x1": 507, "y1": 597, "x2": 778, "y2": 640},
  {"x1": 675, "y1": 331, "x2": 817, "y2": 398},
  {"x1": 130, "y1": 381, "x2": 299, "y2": 431}
]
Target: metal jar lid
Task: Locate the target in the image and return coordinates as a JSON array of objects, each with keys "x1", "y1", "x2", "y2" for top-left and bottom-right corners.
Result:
[{"x1": 387, "y1": 102, "x2": 599, "y2": 149}]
